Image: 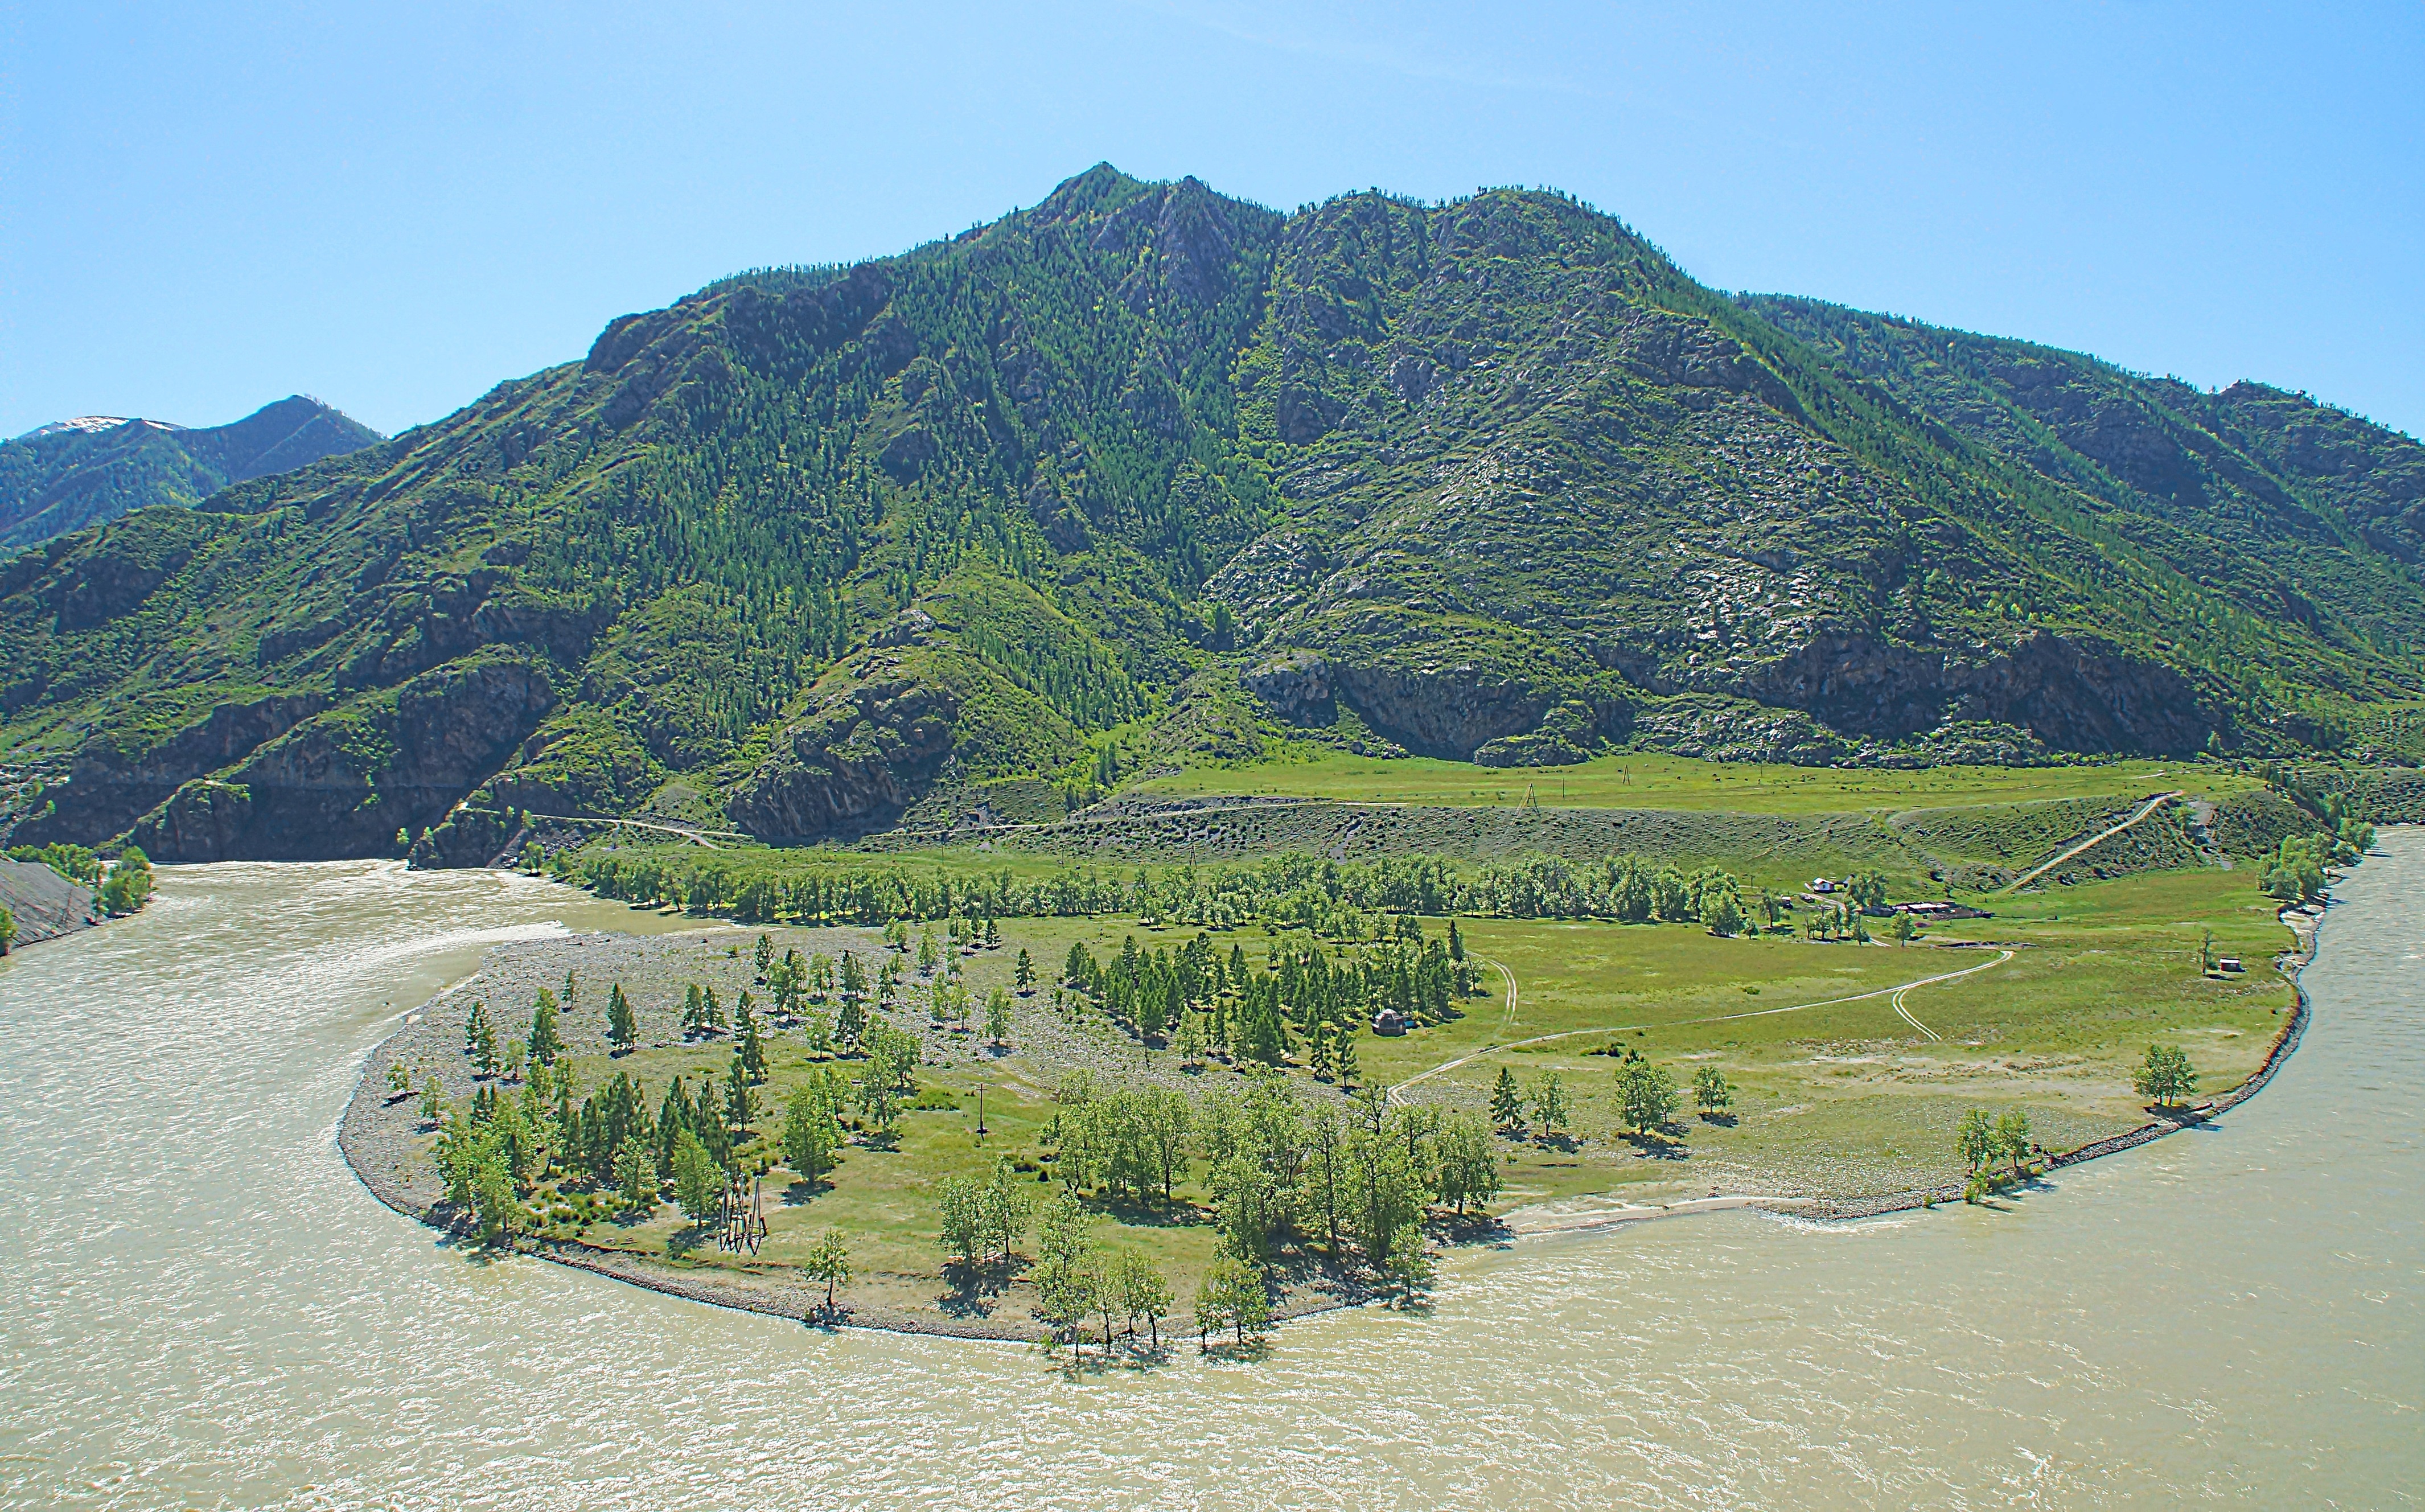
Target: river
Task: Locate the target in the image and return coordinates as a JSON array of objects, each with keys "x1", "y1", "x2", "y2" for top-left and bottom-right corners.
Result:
[{"x1": 2, "y1": 840, "x2": 2418, "y2": 1509}]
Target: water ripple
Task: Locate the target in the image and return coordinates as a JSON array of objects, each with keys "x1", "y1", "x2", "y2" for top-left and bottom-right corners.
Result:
[{"x1": 2, "y1": 844, "x2": 2420, "y2": 1510}]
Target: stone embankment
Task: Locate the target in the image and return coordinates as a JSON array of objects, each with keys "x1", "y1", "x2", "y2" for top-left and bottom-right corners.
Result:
[{"x1": 0, "y1": 856, "x2": 96, "y2": 949}]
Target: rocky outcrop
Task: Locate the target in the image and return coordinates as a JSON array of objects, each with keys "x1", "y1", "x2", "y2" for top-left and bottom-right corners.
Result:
[
  {"x1": 1239, "y1": 647, "x2": 1546, "y2": 758},
  {"x1": 128, "y1": 655, "x2": 556, "y2": 861},
  {"x1": 1242, "y1": 647, "x2": 1633, "y2": 762},
  {"x1": 1738, "y1": 630, "x2": 2216, "y2": 754},
  {"x1": 1241, "y1": 650, "x2": 1334, "y2": 720},
  {"x1": 1474, "y1": 700, "x2": 1600, "y2": 767},
  {"x1": 11, "y1": 692, "x2": 331, "y2": 850},
  {"x1": 727, "y1": 665, "x2": 964, "y2": 842}
]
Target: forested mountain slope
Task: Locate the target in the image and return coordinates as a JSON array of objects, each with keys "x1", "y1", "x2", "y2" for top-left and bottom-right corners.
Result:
[
  {"x1": 0, "y1": 396, "x2": 381, "y2": 549},
  {"x1": 1, "y1": 166, "x2": 2417, "y2": 862}
]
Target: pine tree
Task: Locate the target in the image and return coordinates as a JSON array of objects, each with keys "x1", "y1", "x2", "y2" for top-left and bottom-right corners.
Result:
[
  {"x1": 738, "y1": 996, "x2": 767, "y2": 1082},
  {"x1": 1490, "y1": 1066, "x2": 1524, "y2": 1133},
  {"x1": 527, "y1": 989, "x2": 564, "y2": 1066},
  {"x1": 754, "y1": 932, "x2": 774, "y2": 983},
  {"x1": 1015, "y1": 948, "x2": 1035, "y2": 994},
  {"x1": 671, "y1": 1131, "x2": 720, "y2": 1222},
  {"x1": 471, "y1": 1005, "x2": 499, "y2": 1077},
  {"x1": 984, "y1": 984, "x2": 1012, "y2": 1046},
  {"x1": 1334, "y1": 1025, "x2": 1359, "y2": 1088},
  {"x1": 725, "y1": 1054, "x2": 755, "y2": 1135},
  {"x1": 607, "y1": 984, "x2": 638, "y2": 1053}
]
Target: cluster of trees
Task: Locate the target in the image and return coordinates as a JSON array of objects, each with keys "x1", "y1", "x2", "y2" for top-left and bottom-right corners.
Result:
[
  {"x1": 574, "y1": 849, "x2": 1764, "y2": 935},
  {"x1": 96, "y1": 846, "x2": 153, "y2": 916},
  {"x1": 1955, "y1": 1107, "x2": 2035, "y2": 1200},
  {"x1": 2131, "y1": 1043, "x2": 2197, "y2": 1107},
  {"x1": 937, "y1": 1158, "x2": 1039, "y2": 1269},
  {"x1": 431, "y1": 965, "x2": 854, "y2": 1246},
  {"x1": 2257, "y1": 834, "x2": 2336, "y2": 903},
  {"x1": 1489, "y1": 1067, "x2": 1572, "y2": 1138},
  {"x1": 1059, "y1": 921, "x2": 1478, "y2": 1071},
  {"x1": 8, "y1": 841, "x2": 100, "y2": 884},
  {"x1": 2260, "y1": 767, "x2": 2377, "y2": 849},
  {"x1": 2250, "y1": 765, "x2": 2374, "y2": 905},
  {"x1": 1024, "y1": 1189, "x2": 1180, "y2": 1358},
  {"x1": 1038, "y1": 1071, "x2": 1492, "y2": 1316},
  {"x1": 1050, "y1": 1079, "x2": 1195, "y2": 1203}
]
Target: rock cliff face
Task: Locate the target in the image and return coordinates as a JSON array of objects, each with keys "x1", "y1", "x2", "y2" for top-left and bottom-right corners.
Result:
[
  {"x1": 14, "y1": 692, "x2": 330, "y2": 849},
  {"x1": 128, "y1": 656, "x2": 556, "y2": 861},
  {"x1": 1734, "y1": 630, "x2": 2214, "y2": 754}
]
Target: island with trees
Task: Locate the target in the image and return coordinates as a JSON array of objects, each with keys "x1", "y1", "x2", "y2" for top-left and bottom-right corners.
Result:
[{"x1": 339, "y1": 757, "x2": 2368, "y2": 1355}]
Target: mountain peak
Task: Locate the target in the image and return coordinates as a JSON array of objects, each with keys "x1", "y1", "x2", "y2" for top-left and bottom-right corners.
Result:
[{"x1": 1, "y1": 395, "x2": 380, "y2": 550}]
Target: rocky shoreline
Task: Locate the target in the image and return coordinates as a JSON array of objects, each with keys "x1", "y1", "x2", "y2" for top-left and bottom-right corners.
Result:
[{"x1": 0, "y1": 856, "x2": 97, "y2": 950}]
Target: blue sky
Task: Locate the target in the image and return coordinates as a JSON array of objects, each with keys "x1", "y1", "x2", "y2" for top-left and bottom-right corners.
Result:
[{"x1": 5, "y1": 2, "x2": 2420, "y2": 440}]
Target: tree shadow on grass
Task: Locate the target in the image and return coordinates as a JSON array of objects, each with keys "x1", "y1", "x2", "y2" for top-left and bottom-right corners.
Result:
[
  {"x1": 778, "y1": 1177, "x2": 830, "y2": 1205},
  {"x1": 1697, "y1": 1111, "x2": 1740, "y2": 1128},
  {"x1": 1086, "y1": 1193, "x2": 1209, "y2": 1230},
  {"x1": 1621, "y1": 1129, "x2": 1691, "y2": 1160}
]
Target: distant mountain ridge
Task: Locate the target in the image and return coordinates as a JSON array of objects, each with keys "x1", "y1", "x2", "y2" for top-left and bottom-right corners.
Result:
[
  {"x1": 0, "y1": 396, "x2": 381, "y2": 549},
  {"x1": 1, "y1": 165, "x2": 2418, "y2": 865}
]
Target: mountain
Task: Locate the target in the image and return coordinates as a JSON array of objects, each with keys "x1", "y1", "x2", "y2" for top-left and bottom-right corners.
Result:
[
  {"x1": 1, "y1": 166, "x2": 2418, "y2": 864},
  {"x1": 0, "y1": 396, "x2": 382, "y2": 549}
]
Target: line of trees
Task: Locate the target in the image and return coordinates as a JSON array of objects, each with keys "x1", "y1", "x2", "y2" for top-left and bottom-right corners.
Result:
[{"x1": 573, "y1": 849, "x2": 1764, "y2": 935}]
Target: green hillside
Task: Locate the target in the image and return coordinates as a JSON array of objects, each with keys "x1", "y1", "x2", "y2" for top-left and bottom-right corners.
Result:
[
  {"x1": 1, "y1": 166, "x2": 2419, "y2": 862},
  {"x1": 0, "y1": 396, "x2": 381, "y2": 550}
]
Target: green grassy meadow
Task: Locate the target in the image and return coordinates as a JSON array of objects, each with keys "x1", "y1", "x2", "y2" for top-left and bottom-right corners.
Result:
[
  {"x1": 1135, "y1": 750, "x2": 2254, "y2": 813},
  {"x1": 475, "y1": 854, "x2": 2300, "y2": 1330}
]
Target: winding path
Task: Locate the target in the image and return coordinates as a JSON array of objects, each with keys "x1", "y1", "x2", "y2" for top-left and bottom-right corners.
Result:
[
  {"x1": 1890, "y1": 983, "x2": 1942, "y2": 1042},
  {"x1": 1478, "y1": 955, "x2": 1520, "y2": 1037},
  {"x1": 1387, "y1": 948, "x2": 2015, "y2": 1103},
  {"x1": 2000, "y1": 791, "x2": 2182, "y2": 894}
]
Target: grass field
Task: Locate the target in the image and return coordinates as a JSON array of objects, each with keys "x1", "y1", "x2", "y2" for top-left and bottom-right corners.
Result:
[
  {"x1": 1134, "y1": 750, "x2": 2256, "y2": 814},
  {"x1": 426, "y1": 851, "x2": 2301, "y2": 1338},
  {"x1": 1359, "y1": 868, "x2": 2294, "y2": 1205}
]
